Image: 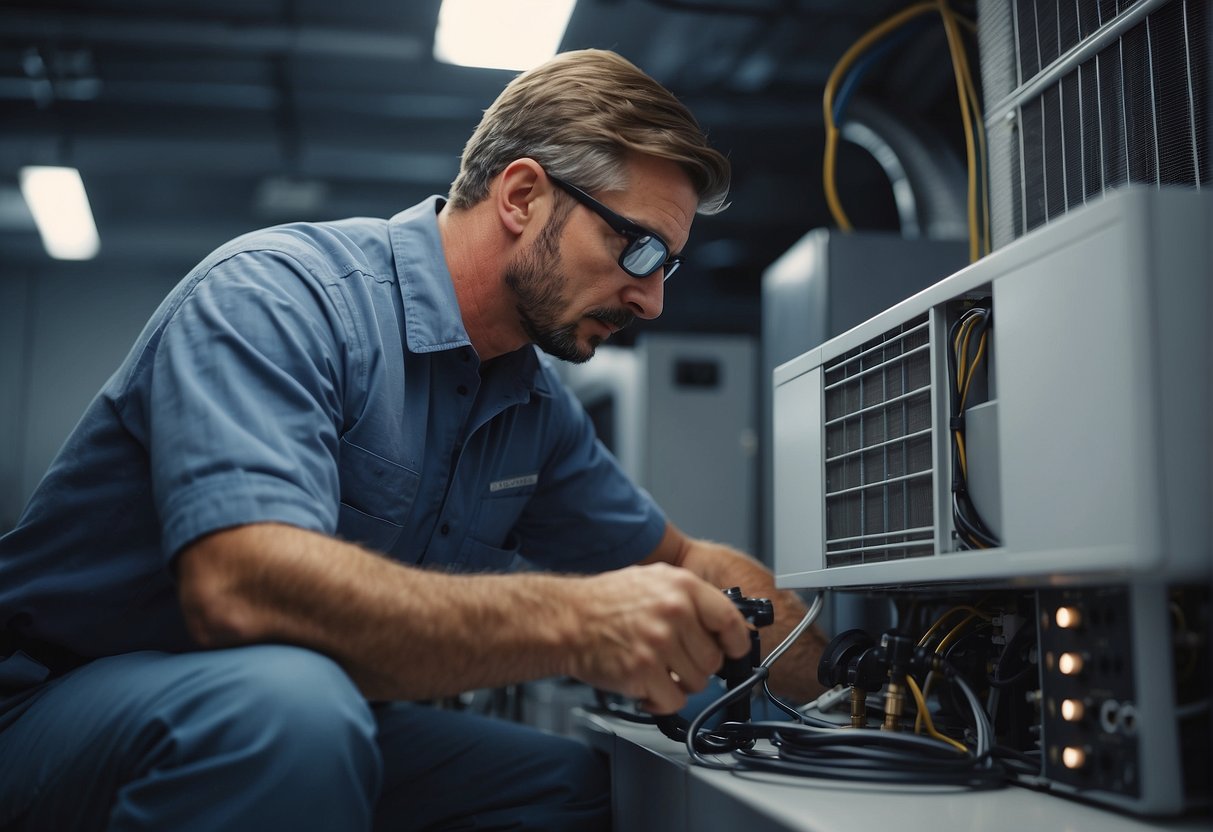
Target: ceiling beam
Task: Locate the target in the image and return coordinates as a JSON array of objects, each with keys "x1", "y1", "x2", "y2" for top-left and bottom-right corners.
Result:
[{"x1": 0, "y1": 10, "x2": 427, "y2": 62}]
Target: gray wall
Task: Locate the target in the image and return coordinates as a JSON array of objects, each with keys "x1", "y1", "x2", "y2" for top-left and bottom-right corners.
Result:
[{"x1": 0, "y1": 264, "x2": 181, "y2": 531}]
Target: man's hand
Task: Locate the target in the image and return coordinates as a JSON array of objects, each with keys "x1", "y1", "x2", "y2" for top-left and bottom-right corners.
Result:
[
  {"x1": 642, "y1": 524, "x2": 829, "y2": 702},
  {"x1": 564, "y1": 562, "x2": 753, "y2": 714}
]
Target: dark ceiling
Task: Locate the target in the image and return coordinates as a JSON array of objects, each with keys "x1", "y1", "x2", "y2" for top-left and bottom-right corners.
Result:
[{"x1": 0, "y1": 0, "x2": 973, "y2": 336}]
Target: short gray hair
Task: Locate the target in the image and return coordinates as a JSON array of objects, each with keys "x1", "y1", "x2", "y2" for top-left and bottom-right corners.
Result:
[{"x1": 448, "y1": 49, "x2": 730, "y2": 214}]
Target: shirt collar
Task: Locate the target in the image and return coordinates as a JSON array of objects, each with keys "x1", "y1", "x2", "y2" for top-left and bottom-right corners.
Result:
[{"x1": 388, "y1": 195, "x2": 547, "y2": 395}]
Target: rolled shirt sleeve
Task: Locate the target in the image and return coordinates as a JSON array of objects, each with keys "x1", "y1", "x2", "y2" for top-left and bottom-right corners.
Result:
[{"x1": 139, "y1": 248, "x2": 351, "y2": 560}]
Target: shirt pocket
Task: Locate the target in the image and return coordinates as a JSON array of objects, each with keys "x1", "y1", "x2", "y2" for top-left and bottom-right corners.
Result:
[
  {"x1": 469, "y1": 486, "x2": 535, "y2": 552},
  {"x1": 337, "y1": 436, "x2": 421, "y2": 552},
  {"x1": 453, "y1": 531, "x2": 524, "y2": 573}
]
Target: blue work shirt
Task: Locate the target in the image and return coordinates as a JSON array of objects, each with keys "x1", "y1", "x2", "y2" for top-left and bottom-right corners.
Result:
[{"x1": 0, "y1": 196, "x2": 666, "y2": 672}]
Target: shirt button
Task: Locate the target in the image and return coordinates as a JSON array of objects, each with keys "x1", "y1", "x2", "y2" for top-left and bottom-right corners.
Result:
[
  {"x1": 440, "y1": 523, "x2": 451, "y2": 535},
  {"x1": 457, "y1": 384, "x2": 468, "y2": 395}
]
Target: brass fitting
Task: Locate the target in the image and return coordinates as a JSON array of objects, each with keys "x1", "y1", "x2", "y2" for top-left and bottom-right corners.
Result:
[
  {"x1": 882, "y1": 680, "x2": 906, "y2": 731},
  {"x1": 850, "y1": 686, "x2": 867, "y2": 728}
]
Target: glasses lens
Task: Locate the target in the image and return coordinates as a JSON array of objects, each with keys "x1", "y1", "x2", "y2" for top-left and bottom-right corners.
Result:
[{"x1": 621, "y1": 236, "x2": 668, "y2": 277}]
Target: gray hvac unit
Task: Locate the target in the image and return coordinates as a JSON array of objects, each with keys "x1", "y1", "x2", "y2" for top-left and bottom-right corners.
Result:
[
  {"x1": 978, "y1": 0, "x2": 1210, "y2": 249},
  {"x1": 771, "y1": 187, "x2": 1210, "y2": 815},
  {"x1": 773, "y1": 187, "x2": 1209, "y2": 588}
]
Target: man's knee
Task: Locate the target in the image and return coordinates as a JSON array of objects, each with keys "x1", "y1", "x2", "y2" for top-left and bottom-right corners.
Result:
[
  {"x1": 0, "y1": 646, "x2": 381, "y2": 831},
  {"x1": 171, "y1": 645, "x2": 378, "y2": 764}
]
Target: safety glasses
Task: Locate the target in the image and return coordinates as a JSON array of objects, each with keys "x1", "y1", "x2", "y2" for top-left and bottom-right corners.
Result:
[{"x1": 547, "y1": 174, "x2": 683, "y2": 281}]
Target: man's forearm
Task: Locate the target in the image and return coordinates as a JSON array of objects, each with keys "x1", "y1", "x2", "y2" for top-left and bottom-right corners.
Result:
[
  {"x1": 178, "y1": 523, "x2": 583, "y2": 699},
  {"x1": 177, "y1": 522, "x2": 754, "y2": 711}
]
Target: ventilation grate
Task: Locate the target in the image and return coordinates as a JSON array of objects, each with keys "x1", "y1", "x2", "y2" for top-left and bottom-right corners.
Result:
[
  {"x1": 821, "y1": 314, "x2": 935, "y2": 567},
  {"x1": 980, "y1": 0, "x2": 1210, "y2": 248}
]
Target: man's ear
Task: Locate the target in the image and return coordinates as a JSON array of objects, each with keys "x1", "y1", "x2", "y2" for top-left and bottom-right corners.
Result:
[{"x1": 495, "y1": 158, "x2": 548, "y2": 237}]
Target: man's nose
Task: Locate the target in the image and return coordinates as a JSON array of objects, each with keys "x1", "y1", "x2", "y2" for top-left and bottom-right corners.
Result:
[{"x1": 621, "y1": 274, "x2": 664, "y2": 320}]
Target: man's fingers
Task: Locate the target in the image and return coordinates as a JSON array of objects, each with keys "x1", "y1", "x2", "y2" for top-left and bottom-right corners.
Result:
[
  {"x1": 675, "y1": 625, "x2": 725, "y2": 683},
  {"x1": 688, "y1": 581, "x2": 753, "y2": 659},
  {"x1": 637, "y1": 671, "x2": 689, "y2": 715}
]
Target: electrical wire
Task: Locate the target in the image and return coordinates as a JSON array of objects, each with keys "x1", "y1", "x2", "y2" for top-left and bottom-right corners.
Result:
[
  {"x1": 906, "y1": 674, "x2": 968, "y2": 752},
  {"x1": 822, "y1": 1, "x2": 990, "y2": 261},
  {"x1": 832, "y1": 16, "x2": 934, "y2": 125},
  {"x1": 916, "y1": 608, "x2": 985, "y2": 732},
  {"x1": 822, "y1": 2, "x2": 937, "y2": 231},
  {"x1": 762, "y1": 677, "x2": 805, "y2": 722},
  {"x1": 951, "y1": 670, "x2": 993, "y2": 757},
  {"x1": 762, "y1": 592, "x2": 824, "y2": 668},
  {"x1": 678, "y1": 602, "x2": 1004, "y2": 789},
  {"x1": 946, "y1": 307, "x2": 999, "y2": 549},
  {"x1": 936, "y1": 0, "x2": 981, "y2": 261},
  {"x1": 917, "y1": 604, "x2": 990, "y2": 647},
  {"x1": 680, "y1": 593, "x2": 823, "y2": 762},
  {"x1": 685, "y1": 709, "x2": 1003, "y2": 787},
  {"x1": 684, "y1": 666, "x2": 773, "y2": 766},
  {"x1": 750, "y1": 593, "x2": 825, "y2": 723},
  {"x1": 993, "y1": 745, "x2": 1042, "y2": 776},
  {"x1": 936, "y1": 611, "x2": 982, "y2": 655},
  {"x1": 952, "y1": 6, "x2": 990, "y2": 254}
]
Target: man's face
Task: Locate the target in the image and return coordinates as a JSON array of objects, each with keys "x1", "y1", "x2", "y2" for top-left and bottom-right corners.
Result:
[
  {"x1": 506, "y1": 155, "x2": 699, "y2": 364},
  {"x1": 504, "y1": 207, "x2": 634, "y2": 364}
]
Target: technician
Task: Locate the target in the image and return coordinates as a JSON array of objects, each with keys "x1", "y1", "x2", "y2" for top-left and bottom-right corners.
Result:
[{"x1": 0, "y1": 49, "x2": 824, "y2": 830}]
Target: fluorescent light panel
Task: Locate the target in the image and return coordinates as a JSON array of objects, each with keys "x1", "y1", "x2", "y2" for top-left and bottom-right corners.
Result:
[
  {"x1": 434, "y1": 0, "x2": 576, "y2": 71},
  {"x1": 19, "y1": 166, "x2": 100, "y2": 260}
]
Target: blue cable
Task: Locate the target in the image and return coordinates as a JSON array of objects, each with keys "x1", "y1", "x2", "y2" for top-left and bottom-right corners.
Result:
[{"x1": 833, "y1": 15, "x2": 935, "y2": 126}]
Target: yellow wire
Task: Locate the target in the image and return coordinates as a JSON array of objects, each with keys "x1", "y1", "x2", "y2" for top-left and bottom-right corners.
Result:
[
  {"x1": 936, "y1": 612, "x2": 980, "y2": 655},
  {"x1": 937, "y1": 0, "x2": 979, "y2": 262},
  {"x1": 915, "y1": 610, "x2": 986, "y2": 731},
  {"x1": 916, "y1": 604, "x2": 989, "y2": 648},
  {"x1": 953, "y1": 317, "x2": 968, "y2": 389},
  {"x1": 956, "y1": 315, "x2": 977, "y2": 393},
  {"x1": 966, "y1": 72, "x2": 991, "y2": 256},
  {"x1": 939, "y1": 0, "x2": 978, "y2": 261},
  {"x1": 906, "y1": 675, "x2": 968, "y2": 753},
  {"x1": 822, "y1": 1, "x2": 938, "y2": 231},
  {"x1": 960, "y1": 330, "x2": 988, "y2": 409},
  {"x1": 954, "y1": 14, "x2": 991, "y2": 254},
  {"x1": 953, "y1": 318, "x2": 968, "y2": 392},
  {"x1": 823, "y1": 1, "x2": 987, "y2": 254}
]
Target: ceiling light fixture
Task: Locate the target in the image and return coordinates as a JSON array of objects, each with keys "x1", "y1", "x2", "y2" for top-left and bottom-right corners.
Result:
[
  {"x1": 19, "y1": 165, "x2": 100, "y2": 261},
  {"x1": 433, "y1": 0, "x2": 576, "y2": 72}
]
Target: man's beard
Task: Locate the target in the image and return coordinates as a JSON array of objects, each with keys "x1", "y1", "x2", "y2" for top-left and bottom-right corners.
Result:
[{"x1": 504, "y1": 213, "x2": 635, "y2": 364}]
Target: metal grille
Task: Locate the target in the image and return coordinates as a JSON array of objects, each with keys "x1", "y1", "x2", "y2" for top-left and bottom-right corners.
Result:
[
  {"x1": 821, "y1": 314, "x2": 935, "y2": 567},
  {"x1": 979, "y1": 0, "x2": 1210, "y2": 248}
]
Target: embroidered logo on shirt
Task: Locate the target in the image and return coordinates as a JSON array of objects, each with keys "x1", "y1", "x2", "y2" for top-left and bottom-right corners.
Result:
[{"x1": 489, "y1": 474, "x2": 539, "y2": 493}]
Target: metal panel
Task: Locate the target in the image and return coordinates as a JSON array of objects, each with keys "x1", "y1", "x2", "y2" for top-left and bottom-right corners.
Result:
[
  {"x1": 773, "y1": 364, "x2": 823, "y2": 578},
  {"x1": 774, "y1": 187, "x2": 1211, "y2": 590},
  {"x1": 980, "y1": 0, "x2": 1210, "y2": 249},
  {"x1": 1037, "y1": 584, "x2": 1187, "y2": 813}
]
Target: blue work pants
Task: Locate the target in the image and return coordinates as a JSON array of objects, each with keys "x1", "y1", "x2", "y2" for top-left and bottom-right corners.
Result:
[{"x1": 0, "y1": 646, "x2": 610, "y2": 831}]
